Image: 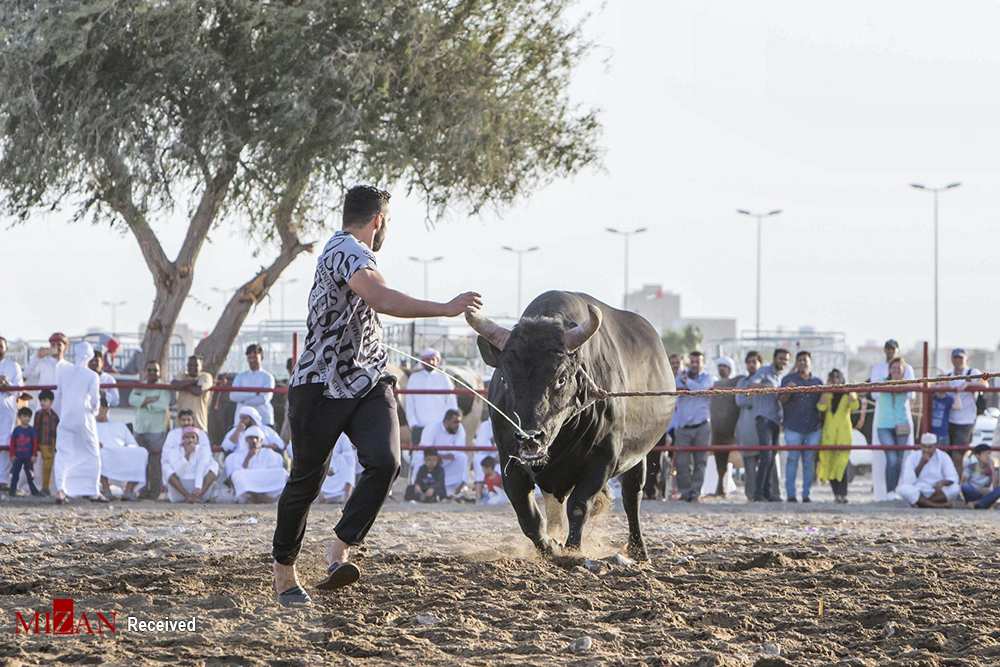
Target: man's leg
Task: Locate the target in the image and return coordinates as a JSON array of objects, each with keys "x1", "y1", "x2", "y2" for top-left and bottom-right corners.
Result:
[
  {"x1": 742, "y1": 453, "x2": 759, "y2": 500},
  {"x1": 335, "y1": 380, "x2": 401, "y2": 553},
  {"x1": 801, "y1": 430, "x2": 820, "y2": 500},
  {"x1": 784, "y1": 430, "x2": 803, "y2": 500},
  {"x1": 688, "y1": 422, "x2": 710, "y2": 501},
  {"x1": 273, "y1": 385, "x2": 352, "y2": 592},
  {"x1": 974, "y1": 487, "x2": 1000, "y2": 509},
  {"x1": 948, "y1": 424, "x2": 972, "y2": 480},
  {"x1": 753, "y1": 418, "x2": 775, "y2": 501},
  {"x1": 673, "y1": 429, "x2": 694, "y2": 501}
]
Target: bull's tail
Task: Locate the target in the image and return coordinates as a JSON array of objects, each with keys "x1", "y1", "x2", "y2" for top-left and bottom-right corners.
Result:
[{"x1": 591, "y1": 484, "x2": 613, "y2": 519}]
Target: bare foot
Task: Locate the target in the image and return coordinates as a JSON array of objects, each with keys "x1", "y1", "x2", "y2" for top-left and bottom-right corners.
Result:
[
  {"x1": 273, "y1": 561, "x2": 300, "y2": 594},
  {"x1": 326, "y1": 536, "x2": 351, "y2": 566}
]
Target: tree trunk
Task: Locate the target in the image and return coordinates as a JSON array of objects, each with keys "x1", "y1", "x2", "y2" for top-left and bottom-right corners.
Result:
[
  {"x1": 142, "y1": 267, "x2": 195, "y2": 371},
  {"x1": 194, "y1": 239, "x2": 313, "y2": 375}
]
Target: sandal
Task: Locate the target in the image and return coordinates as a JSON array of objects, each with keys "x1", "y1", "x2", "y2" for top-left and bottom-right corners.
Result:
[
  {"x1": 315, "y1": 561, "x2": 361, "y2": 591},
  {"x1": 276, "y1": 585, "x2": 312, "y2": 607}
]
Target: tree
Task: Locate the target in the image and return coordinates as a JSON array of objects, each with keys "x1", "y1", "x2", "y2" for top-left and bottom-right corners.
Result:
[
  {"x1": 0, "y1": 0, "x2": 600, "y2": 372},
  {"x1": 661, "y1": 325, "x2": 703, "y2": 357}
]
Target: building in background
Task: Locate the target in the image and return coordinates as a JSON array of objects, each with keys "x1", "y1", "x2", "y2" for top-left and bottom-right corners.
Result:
[{"x1": 624, "y1": 283, "x2": 737, "y2": 354}]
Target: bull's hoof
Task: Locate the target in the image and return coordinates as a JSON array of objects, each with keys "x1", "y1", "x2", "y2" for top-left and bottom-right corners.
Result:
[
  {"x1": 627, "y1": 543, "x2": 649, "y2": 562},
  {"x1": 534, "y1": 537, "x2": 563, "y2": 558}
]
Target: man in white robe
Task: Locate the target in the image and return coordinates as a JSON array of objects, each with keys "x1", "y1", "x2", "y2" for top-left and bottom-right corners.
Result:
[
  {"x1": 162, "y1": 409, "x2": 212, "y2": 462},
  {"x1": 231, "y1": 427, "x2": 287, "y2": 503},
  {"x1": 88, "y1": 351, "x2": 119, "y2": 407},
  {"x1": 96, "y1": 398, "x2": 147, "y2": 500},
  {"x1": 414, "y1": 409, "x2": 468, "y2": 496},
  {"x1": 52, "y1": 341, "x2": 102, "y2": 503},
  {"x1": 222, "y1": 405, "x2": 285, "y2": 481},
  {"x1": 163, "y1": 427, "x2": 220, "y2": 503},
  {"x1": 403, "y1": 349, "x2": 458, "y2": 446},
  {"x1": 897, "y1": 433, "x2": 961, "y2": 508},
  {"x1": 320, "y1": 433, "x2": 357, "y2": 503},
  {"x1": 0, "y1": 336, "x2": 24, "y2": 489},
  {"x1": 26, "y1": 332, "x2": 71, "y2": 407},
  {"x1": 230, "y1": 343, "x2": 276, "y2": 426},
  {"x1": 865, "y1": 339, "x2": 916, "y2": 501}
]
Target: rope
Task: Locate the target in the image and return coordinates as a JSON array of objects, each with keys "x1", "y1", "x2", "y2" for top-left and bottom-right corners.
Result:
[{"x1": 593, "y1": 371, "x2": 999, "y2": 399}]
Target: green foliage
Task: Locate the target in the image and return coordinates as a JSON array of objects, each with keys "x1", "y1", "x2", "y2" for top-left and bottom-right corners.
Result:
[
  {"x1": 0, "y1": 0, "x2": 601, "y2": 237},
  {"x1": 661, "y1": 325, "x2": 703, "y2": 357}
]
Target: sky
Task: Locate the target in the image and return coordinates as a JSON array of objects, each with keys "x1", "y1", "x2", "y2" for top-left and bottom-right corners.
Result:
[{"x1": 4, "y1": 0, "x2": 1000, "y2": 353}]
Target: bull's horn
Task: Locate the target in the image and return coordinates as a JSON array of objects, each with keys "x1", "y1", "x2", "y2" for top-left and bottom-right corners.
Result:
[
  {"x1": 465, "y1": 310, "x2": 511, "y2": 351},
  {"x1": 564, "y1": 304, "x2": 602, "y2": 352}
]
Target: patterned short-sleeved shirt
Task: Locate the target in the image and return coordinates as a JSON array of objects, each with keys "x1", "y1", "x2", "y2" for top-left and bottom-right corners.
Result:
[{"x1": 291, "y1": 231, "x2": 388, "y2": 399}]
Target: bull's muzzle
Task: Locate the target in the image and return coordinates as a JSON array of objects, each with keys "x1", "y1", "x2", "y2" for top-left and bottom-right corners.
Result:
[{"x1": 515, "y1": 429, "x2": 547, "y2": 462}]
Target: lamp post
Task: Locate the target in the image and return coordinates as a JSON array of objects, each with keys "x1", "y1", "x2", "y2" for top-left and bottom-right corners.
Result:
[
  {"x1": 910, "y1": 182, "x2": 961, "y2": 369},
  {"x1": 605, "y1": 227, "x2": 648, "y2": 309},
  {"x1": 279, "y1": 278, "x2": 299, "y2": 323},
  {"x1": 408, "y1": 256, "x2": 444, "y2": 300},
  {"x1": 501, "y1": 245, "x2": 539, "y2": 315},
  {"x1": 101, "y1": 300, "x2": 127, "y2": 336},
  {"x1": 736, "y1": 209, "x2": 783, "y2": 339}
]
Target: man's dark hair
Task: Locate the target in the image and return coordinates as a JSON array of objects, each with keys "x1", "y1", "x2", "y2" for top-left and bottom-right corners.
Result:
[
  {"x1": 178, "y1": 408, "x2": 194, "y2": 418},
  {"x1": 38, "y1": 389, "x2": 54, "y2": 401},
  {"x1": 689, "y1": 350, "x2": 704, "y2": 358},
  {"x1": 774, "y1": 348, "x2": 790, "y2": 359},
  {"x1": 343, "y1": 185, "x2": 390, "y2": 228},
  {"x1": 188, "y1": 354, "x2": 202, "y2": 363},
  {"x1": 481, "y1": 456, "x2": 497, "y2": 468},
  {"x1": 745, "y1": 350, "x2": 763, "y2": 363},
  {"x1": 245, "y1": 343, "x2": 263, "y2": 356},
  {"x1": 443, "y1": 408, "x2": 461, "y2": 422},
  {"x1": 17, "y1": 406, "x2": 32, "y2": 418},
  {"x1": 795, "y1": 350, "x2": 811, "y2": 360},
  {"x1": 424, "y1": 448, "x2": 439, "y2": 458}
]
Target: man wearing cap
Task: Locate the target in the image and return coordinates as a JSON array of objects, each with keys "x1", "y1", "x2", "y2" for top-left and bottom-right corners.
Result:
[
  {"x1": 942, "y1": 348, "x2": 986, "y2": 478},
  {"x1": 896, "y1": 433, "x2": 960, "y2": 508},
  {"x1": 708, "y1": 356, "x2": 739, "y2": 497},
  {"x1": 865, "y1": 339, "x2": 915, "y2": 501},
  {"x1": 403, "y1": 348, "x2": 458, "y2": 447},
  {"x1": 26, "y1": 333, "x2": 71, "y2": 406}
]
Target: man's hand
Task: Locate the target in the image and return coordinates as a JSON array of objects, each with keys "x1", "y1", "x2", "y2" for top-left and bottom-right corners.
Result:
[
  {"x1": 443, "y1": 292, "x2": 483, "y2": 317},
  {"x1": 141, "y1": 395, "x2": 156, "y2": 407}
]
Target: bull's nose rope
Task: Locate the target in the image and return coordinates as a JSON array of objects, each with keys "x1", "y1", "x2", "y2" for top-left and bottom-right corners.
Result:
[{"x1": 385, "y1": 344, "x2": 532, "y2": 440}]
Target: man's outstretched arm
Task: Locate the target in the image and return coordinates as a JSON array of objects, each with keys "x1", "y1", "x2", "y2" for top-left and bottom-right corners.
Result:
[{"x1": 349, "y1": 268, "x2": 481, "y2": 319}]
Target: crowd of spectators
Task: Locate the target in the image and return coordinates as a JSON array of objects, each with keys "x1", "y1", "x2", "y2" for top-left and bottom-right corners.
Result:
[
  {"x1": 653, "y1": 339, "x2": 999, "y2": 508},
  {"x1": 2, "y1": 331, "x2": 997, "y2": 509}
]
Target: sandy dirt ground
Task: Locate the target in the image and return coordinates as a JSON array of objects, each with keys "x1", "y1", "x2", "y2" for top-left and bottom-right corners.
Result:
[{"x1": 2, "y1": 489, "x2": 1000, "y2": 666}]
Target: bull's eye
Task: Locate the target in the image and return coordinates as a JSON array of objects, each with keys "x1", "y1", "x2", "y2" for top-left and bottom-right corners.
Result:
[{"x1": 555, "y1": 373, "x2": 568, "y2": 389}]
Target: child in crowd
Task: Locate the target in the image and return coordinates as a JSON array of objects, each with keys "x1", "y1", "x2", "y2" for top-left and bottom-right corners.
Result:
[
  {"x1": 9, "y1": 407, "x2": 41, "y2": 496},
  {"x1": 406, "y1": 449, "x2": 446, "y2": 503},
  {"x1": 962, "y1": 444, "x2": 1000, "y2": 509},
  {"x1": 33, "y1": 389, "x2": 58, "y2": 495},
  {"x1": 479, "y1": 456, "x2": 502, "y2": 498}
]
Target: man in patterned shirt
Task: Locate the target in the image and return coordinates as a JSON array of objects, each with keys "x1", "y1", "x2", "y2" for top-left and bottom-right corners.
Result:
[{"x1": 272, "y1": 185, "x2": 481, "y2": 606}]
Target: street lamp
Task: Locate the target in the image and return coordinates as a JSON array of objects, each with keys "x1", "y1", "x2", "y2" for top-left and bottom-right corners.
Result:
[
  {"x1": 501, "y1": 245, "x2": 540, "y2": 315},
  {"x1": 278, "y1": 278, "x2": 300, "y2": 323},
  {"x1": 408, "y1": 256, "x2": 444, "y2": 300},
  {"x1": 910, "y1": 182, "x2": 961, "y2": 370},
  {"x1": 101, "y1": 300, "x2": 127, "y2": 336},
  {"x1": 605, "y1": 227, "x2": 648, "y2": 309},
  {"x1": 736, "y1": 209, "x2": 783, "y2": 339}
]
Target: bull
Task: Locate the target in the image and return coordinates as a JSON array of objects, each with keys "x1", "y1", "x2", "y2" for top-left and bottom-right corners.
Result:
[{"x1": 467, "y1": 291, "x2": 675, "y2": 560}]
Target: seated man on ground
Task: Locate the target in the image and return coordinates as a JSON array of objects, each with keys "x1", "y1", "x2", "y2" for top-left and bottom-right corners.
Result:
[
  {"x1": 320, "y1": 433, "x2": 356, "y2": 503},
  {"x1": 95, "y1": 398, "x2": 148, "y2": 500},
  {"x1": 163, "y1": 409, "x2": 211, "y2": 460},
  {"x1": 413, "y1": 408, "x2": 468, "y2": 497},
  {"x1": 897, "y1": 433, "x2": 961, "y2": 508},
  {"x1": 961, "y1": 443, "x2": 1000, "y2": 510},
  {"x1": 230, "y1": 427, "x2": 287, "y2": 503},
  {"x1": 222, "y1": 405, "x2": 285, "y2": 482},
  {"x1": 405, "y1": 449, "x2": 446, "y2": 503},
  {"x1": 163, "y1": 427, "x2": 219, "y2": 503}
]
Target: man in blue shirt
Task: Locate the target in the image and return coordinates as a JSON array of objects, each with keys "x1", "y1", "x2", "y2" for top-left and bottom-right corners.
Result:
[
  {"x1": 779, "y1": 351, "x2": 824, "y2": 502},
  {"x1": 673, "y1": 351, "x2": 714, "y2": 502},
  {"x1": 747, "y1": 348, "x2": 790, "y2": 501}
]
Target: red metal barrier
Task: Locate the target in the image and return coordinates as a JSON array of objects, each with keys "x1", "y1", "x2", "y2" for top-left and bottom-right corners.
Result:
[{"x1": 404, "y1": 444, "x2": 996, "y2": 453}]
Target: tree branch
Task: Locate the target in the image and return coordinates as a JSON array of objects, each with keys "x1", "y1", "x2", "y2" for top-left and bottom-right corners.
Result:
[{"x1": 176, "y1": 150, "x2": 241, "y2": 271}]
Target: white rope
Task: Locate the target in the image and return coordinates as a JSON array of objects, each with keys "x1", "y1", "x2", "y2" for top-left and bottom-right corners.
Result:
[{"x1": 385, "y1": 344, "x2": 531, "y2": 440}]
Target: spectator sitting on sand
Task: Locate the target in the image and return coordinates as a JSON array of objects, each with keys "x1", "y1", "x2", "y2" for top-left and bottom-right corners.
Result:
[
  {"x1": 405, "y1": 449, "x2": 446, "y2": 503},
  {"x1": 961, "y1": 444, "x2": 1000, "y2": 510},
  {"x1": 230, "y1": 427, "x2": 287, "y2": 504},
  {"x1": 896, "y1": 433, "x2": 960, "y2": 508}
]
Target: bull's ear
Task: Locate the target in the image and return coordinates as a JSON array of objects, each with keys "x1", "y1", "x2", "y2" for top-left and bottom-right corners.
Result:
[{"x1": 476, "y1": 336, "x2": 501, "y2": 367}]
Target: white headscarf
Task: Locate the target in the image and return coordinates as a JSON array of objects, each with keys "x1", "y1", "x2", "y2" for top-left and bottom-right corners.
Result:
[
  {"x1": 236, "y1": 405, "x2": 262, "y2": 425},
  {"x1": 74, "y1": 341, "x2": 94, "y2": 368}
]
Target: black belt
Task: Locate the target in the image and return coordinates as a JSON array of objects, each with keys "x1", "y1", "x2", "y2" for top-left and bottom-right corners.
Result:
[{"x1": 681, "y1": 420, "x2": 708, "y2": 429}]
